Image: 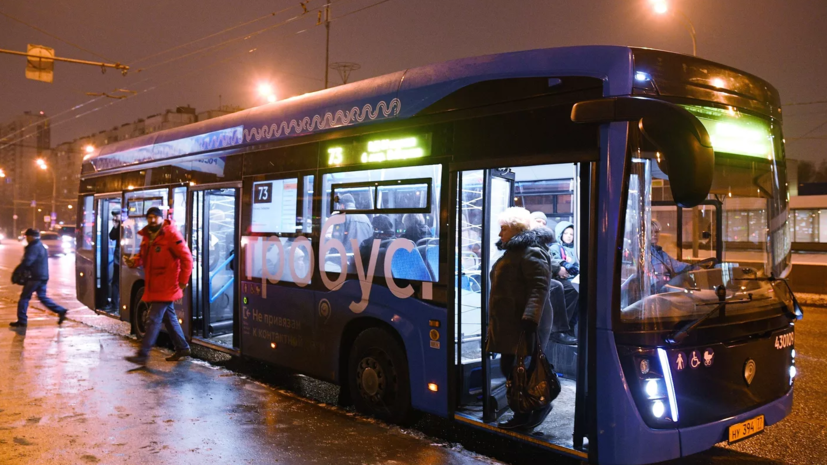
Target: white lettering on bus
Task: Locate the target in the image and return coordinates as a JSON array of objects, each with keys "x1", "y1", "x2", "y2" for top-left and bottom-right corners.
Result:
[
  {"x1": 289, "y1": 236, "x2": 314, "y2": 287},
  {"x1": 349, "y1": 238, "x2": 380, "y2": 313},
  {"x1": 319, "y1": 214, "x2": 347, "y2": 291},
  {"x1": 384, "y1": 239, "x2": 415, "y2": 299},
  {"x1": 243, "y1": 213, "x2": 434, "y2": 311}
]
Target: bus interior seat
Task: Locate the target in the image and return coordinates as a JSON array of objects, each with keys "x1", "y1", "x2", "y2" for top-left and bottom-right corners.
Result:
[
  {"x1": 390, "y1": 240, "x2": 432, "y2": 281},
  {"x1": 425, "y1": 242, "x2": 439, "y2": 280},
  {"x1": 415, "y1": 238, "x2": 440, "y2": 281}
]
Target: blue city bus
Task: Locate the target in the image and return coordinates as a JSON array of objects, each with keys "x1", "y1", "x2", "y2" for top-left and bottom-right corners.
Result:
[{"x1": 75, "y1": 46, "x2": 800, "y2": 464}]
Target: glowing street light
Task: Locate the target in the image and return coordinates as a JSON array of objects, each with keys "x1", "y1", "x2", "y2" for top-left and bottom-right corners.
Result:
[
  {"x1": 650, "y1": 0, "x2": 697, "y2": 56},
  {"x1": 36, "y1": 158, "x2": 47, "y2": 170},
  {"x1": 258, "y1": 82, "x2": 277, "y2": 105},
  {"x1": 84, "y1": 144, "x2": 95, "y2": 154},
  {"x1": 0, "y1": 168, "x2": 5, "y2": 178}
]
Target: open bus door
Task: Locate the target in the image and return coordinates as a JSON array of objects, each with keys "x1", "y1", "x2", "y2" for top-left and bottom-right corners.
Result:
[
  {"x1": 189, "y1": 184, "x2": 240, "y2": 350},
  {"x1": 75, "y1": 193, "x2": 122, "y2": 313},
  {"x1": 76, "y1": 195, "x2": 96, "y2": 310},
  {"x1": 451, "y1": 162, "x2": 592, "y2": 457},
  {"x1": 454, "y1": 168, "x2": 515, "y2": 422}
]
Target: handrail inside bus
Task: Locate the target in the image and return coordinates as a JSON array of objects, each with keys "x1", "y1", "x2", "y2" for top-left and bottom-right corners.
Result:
[{"x1": 209, "y1": 253, "x2": 235, "y2": 304}]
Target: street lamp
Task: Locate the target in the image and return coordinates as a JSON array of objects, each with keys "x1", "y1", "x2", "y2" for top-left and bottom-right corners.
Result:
[
  {"x1": 257, "y1": 83, "x2": 277, "y2": 104},
  {"x1": 651, "y1": 0, "x2": 697, "y2": 56},
  {"x1": 35, "y1": 158, "x2": 57, "y2": 229}
]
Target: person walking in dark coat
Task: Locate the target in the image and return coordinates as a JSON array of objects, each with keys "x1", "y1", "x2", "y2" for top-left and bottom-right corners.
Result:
[
  {"x1": 10, "y1": 229, "x2": 68, "y2": 327},
  {"x1": 487, "y1": 207, "x2": 556, "y2": 431},
  {"x1": 123, "y1": 207, "x2": 193, "y2": 365}
]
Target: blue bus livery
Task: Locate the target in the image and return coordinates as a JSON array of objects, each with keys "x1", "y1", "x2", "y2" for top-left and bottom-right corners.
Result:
[{"x1": 76, "y1": 46, "x2": 798, "y2": 464}]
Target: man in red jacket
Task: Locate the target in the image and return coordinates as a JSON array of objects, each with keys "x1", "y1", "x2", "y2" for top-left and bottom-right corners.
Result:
[{"x1": 123, "y1": 207, "x2": 193, "y2": 365}]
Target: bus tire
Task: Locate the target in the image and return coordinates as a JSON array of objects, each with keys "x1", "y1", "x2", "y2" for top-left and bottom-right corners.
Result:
[
  {"x1": 131, "y1": 285, "x2": 149, "y2": 340},
  {"x1": 348, "y1": 327, "x2": 413, "y2": 425}
]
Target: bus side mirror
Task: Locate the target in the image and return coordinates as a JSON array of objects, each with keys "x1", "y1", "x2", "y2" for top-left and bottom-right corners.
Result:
[{"x1": 571, "y1": 97, "x2": 715, "y2": 208}]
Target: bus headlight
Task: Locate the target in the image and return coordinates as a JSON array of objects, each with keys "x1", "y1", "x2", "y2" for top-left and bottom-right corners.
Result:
[
  {"x1": 790, "y1": 365, "x2": 797, "y2": 381},
  {"x1": 645, "y1": 378, "x2": 661, "y2": 398},
  {"x1": 652, "y1": 400, "x2": 666, "y2": 418}
]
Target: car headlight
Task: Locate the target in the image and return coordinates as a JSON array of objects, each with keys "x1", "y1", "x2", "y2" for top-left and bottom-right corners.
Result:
[
  {"x1": 62, "y1": 236, "x2": 72, "y2": 243},
  {"x1": 0, "y1": 234, "x2": 5, "y2": 240}
]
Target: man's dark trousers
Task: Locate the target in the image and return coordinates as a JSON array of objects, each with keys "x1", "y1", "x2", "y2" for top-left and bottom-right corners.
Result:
[{"x1": 17, "y1": 279, "x2": 67, "y2": 325}]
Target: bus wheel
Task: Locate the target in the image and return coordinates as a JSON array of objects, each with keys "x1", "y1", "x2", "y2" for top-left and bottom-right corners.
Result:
[
  {"x1": 131, "y1": 286, "x2": 149, "y2": 339},
  {"x1": 348, "y1": 328, "x2": 413, "y2": 425}
]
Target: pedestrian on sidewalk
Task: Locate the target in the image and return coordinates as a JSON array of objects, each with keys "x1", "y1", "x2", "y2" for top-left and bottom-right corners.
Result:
[
  {"x1": 123, "y1": 207, "x2": 193, "y2": 365},
  {"x1": 10, "y1": 228, "x2": 68, "y2": 327}
]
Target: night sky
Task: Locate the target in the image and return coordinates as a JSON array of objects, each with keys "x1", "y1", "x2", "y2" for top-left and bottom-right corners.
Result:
[{"x1": 1, "y1": 0, "x2": 825, "y2": 162}]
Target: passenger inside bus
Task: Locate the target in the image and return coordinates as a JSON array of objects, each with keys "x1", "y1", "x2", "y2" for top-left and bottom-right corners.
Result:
[
  {"x1": 401, "y1": 214, "x2": 430, "y2": 243},
  {"x1": 333, "y1": 193, "x2": 373, "y2": 253},
  {"x1": 531, "y1": 213, "x2": 578, "y2": 345},
  {"x1": 322, "y1": 164, "x2": 442, "y2": 282}
]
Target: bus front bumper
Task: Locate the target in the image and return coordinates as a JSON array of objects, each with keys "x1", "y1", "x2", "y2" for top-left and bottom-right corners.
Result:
[{"x1": 679, "y1": 387, "x2": 793, "y2": 457}]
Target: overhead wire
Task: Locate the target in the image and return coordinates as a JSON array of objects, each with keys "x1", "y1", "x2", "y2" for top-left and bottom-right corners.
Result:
[
  {"x1": 1, "y1": 47, "x2": 262, "y2": 152},
  {"x1": 1, "y1": 2, "x2": 326, "y2": 146},
  {"x1": 784, "y1": 100, "x2": 827, "y2": 107},
  {"x1": 133, "y1": 0, "x2": 344, "y2": 73},
  {"x1": 0, "y1": 9, "x2": 116, "y2": 62},
  {"x1": 2, "y1": 0, "x2": 391, "y2": 151},
  {"x1": 128, "y1": 3, "x2": 301, "y2": 65},
  {"x1": 330, "y1": 0, "x2": 394, "y2": 21}
]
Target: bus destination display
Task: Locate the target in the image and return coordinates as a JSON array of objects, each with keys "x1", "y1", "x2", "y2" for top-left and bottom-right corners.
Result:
[
  {"x1": 251, "y1": 178, "x2": 298, "y2": 233},
  {"x1": 325, "y1": 133, "x2": 432, "y2": 167}
]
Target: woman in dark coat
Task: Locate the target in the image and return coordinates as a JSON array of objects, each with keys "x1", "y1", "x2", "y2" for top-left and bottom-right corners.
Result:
[{"x1": 486, "y1": 207, "x2": 555, "y2": 431}]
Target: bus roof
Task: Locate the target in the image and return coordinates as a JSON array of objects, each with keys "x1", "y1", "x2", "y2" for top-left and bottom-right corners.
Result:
[{"x1": 84, "y1": 45, "x2": 779, "y2": 174}]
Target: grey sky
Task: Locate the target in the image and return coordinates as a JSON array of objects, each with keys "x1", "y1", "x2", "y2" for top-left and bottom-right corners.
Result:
[{"x1": 1, "y1": 0, "x2": 825, "y2": 161}]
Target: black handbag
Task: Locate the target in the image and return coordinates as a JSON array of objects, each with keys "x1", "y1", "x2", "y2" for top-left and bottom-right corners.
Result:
[
  {"x1": 506, "y1": 331, "x2": 562, "y2": 414},
  {"x1": 11, "y1": 265, "x2": 32, "y2": 285}
]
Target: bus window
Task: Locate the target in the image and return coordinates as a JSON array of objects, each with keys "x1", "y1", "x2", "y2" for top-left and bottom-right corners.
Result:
[
  {"x1": 81, "y1": 196, "x2": 94, "y2": 251},
  {"x1": 122, "y1": 189, "x2": 168, "y2": 256},
  {"x1": 321, "y1": 164, "x2": 442, "y2": 282},
  {"x1": 302, "y1": 175, "x2": 314, "y2": 233},
  {"x1": 171, "y1": 186, "x2": 187, "y2": 238},
  {"x1": 245, "y1": 176, "x2": 313, "y2": 285}
]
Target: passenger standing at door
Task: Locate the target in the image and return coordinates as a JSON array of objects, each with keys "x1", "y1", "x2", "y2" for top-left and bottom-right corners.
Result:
[
  {"x1": 10, "y1": 229, "x2": 68, "y2": 327},
  {"x1": 123, "y1": 207, "x2": 193, "y2": 365},
  {"x1": 108, "y1": 208, "x2": 122, "y2": 311},
  {"x1": 530, "y1": 213, "x2": 577, "y2": 345},
  {"x1": 487, "y1": 207, "x2": 554, "y2": 431}
]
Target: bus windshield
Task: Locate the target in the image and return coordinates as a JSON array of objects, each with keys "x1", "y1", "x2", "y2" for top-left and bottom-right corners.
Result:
[{"x1": 619, "y1": 106, "x2": 792, "y2": 327}]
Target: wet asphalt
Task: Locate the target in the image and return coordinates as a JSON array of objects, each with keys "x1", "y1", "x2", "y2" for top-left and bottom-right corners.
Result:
[{"x1": 0, "y1": 241, "x2": 824, "y2": 464}]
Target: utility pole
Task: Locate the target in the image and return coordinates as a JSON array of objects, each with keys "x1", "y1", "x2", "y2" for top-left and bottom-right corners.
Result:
[{"x1": 324, "y1": 5, "x2": 330, "y2": 89}]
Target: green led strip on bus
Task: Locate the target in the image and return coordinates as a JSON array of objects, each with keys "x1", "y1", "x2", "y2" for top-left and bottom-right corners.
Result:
[{"x1": 680, "y1": 105, "x2": 774, "y2": 159}]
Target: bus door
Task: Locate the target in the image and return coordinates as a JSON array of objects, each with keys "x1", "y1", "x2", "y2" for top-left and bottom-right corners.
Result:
[
  {"x1": 453, "y1": 162, "x2": 588, "y2": 452},
  {"x1": 76, "y1": 195, "x2": 96, "y2": 310},
  {"x1": 454, "y1": 168, "x2": 514, "y2": 423},
  {"x1": 189, "y1": 185, "x2": 240, "y2": 349},
  {"x1": 93, "y1": 194, "x2": 122, "y2": 313}
]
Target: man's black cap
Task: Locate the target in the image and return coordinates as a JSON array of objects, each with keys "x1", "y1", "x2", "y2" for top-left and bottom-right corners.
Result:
[
  {"x1": 145, "y1": 206, "x2": 163, "y2": 218},
  {"x1": 24, "y1": 228, "x2": 40, "y2": 237},
  {"x1": 111, "y1": 208, "x2": 121, "y2": 216}
]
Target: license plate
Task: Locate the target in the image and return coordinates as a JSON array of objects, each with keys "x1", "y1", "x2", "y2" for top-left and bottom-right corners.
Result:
[{"x1": 728, "y1": 415, "x2": 765, "y2": 444}]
